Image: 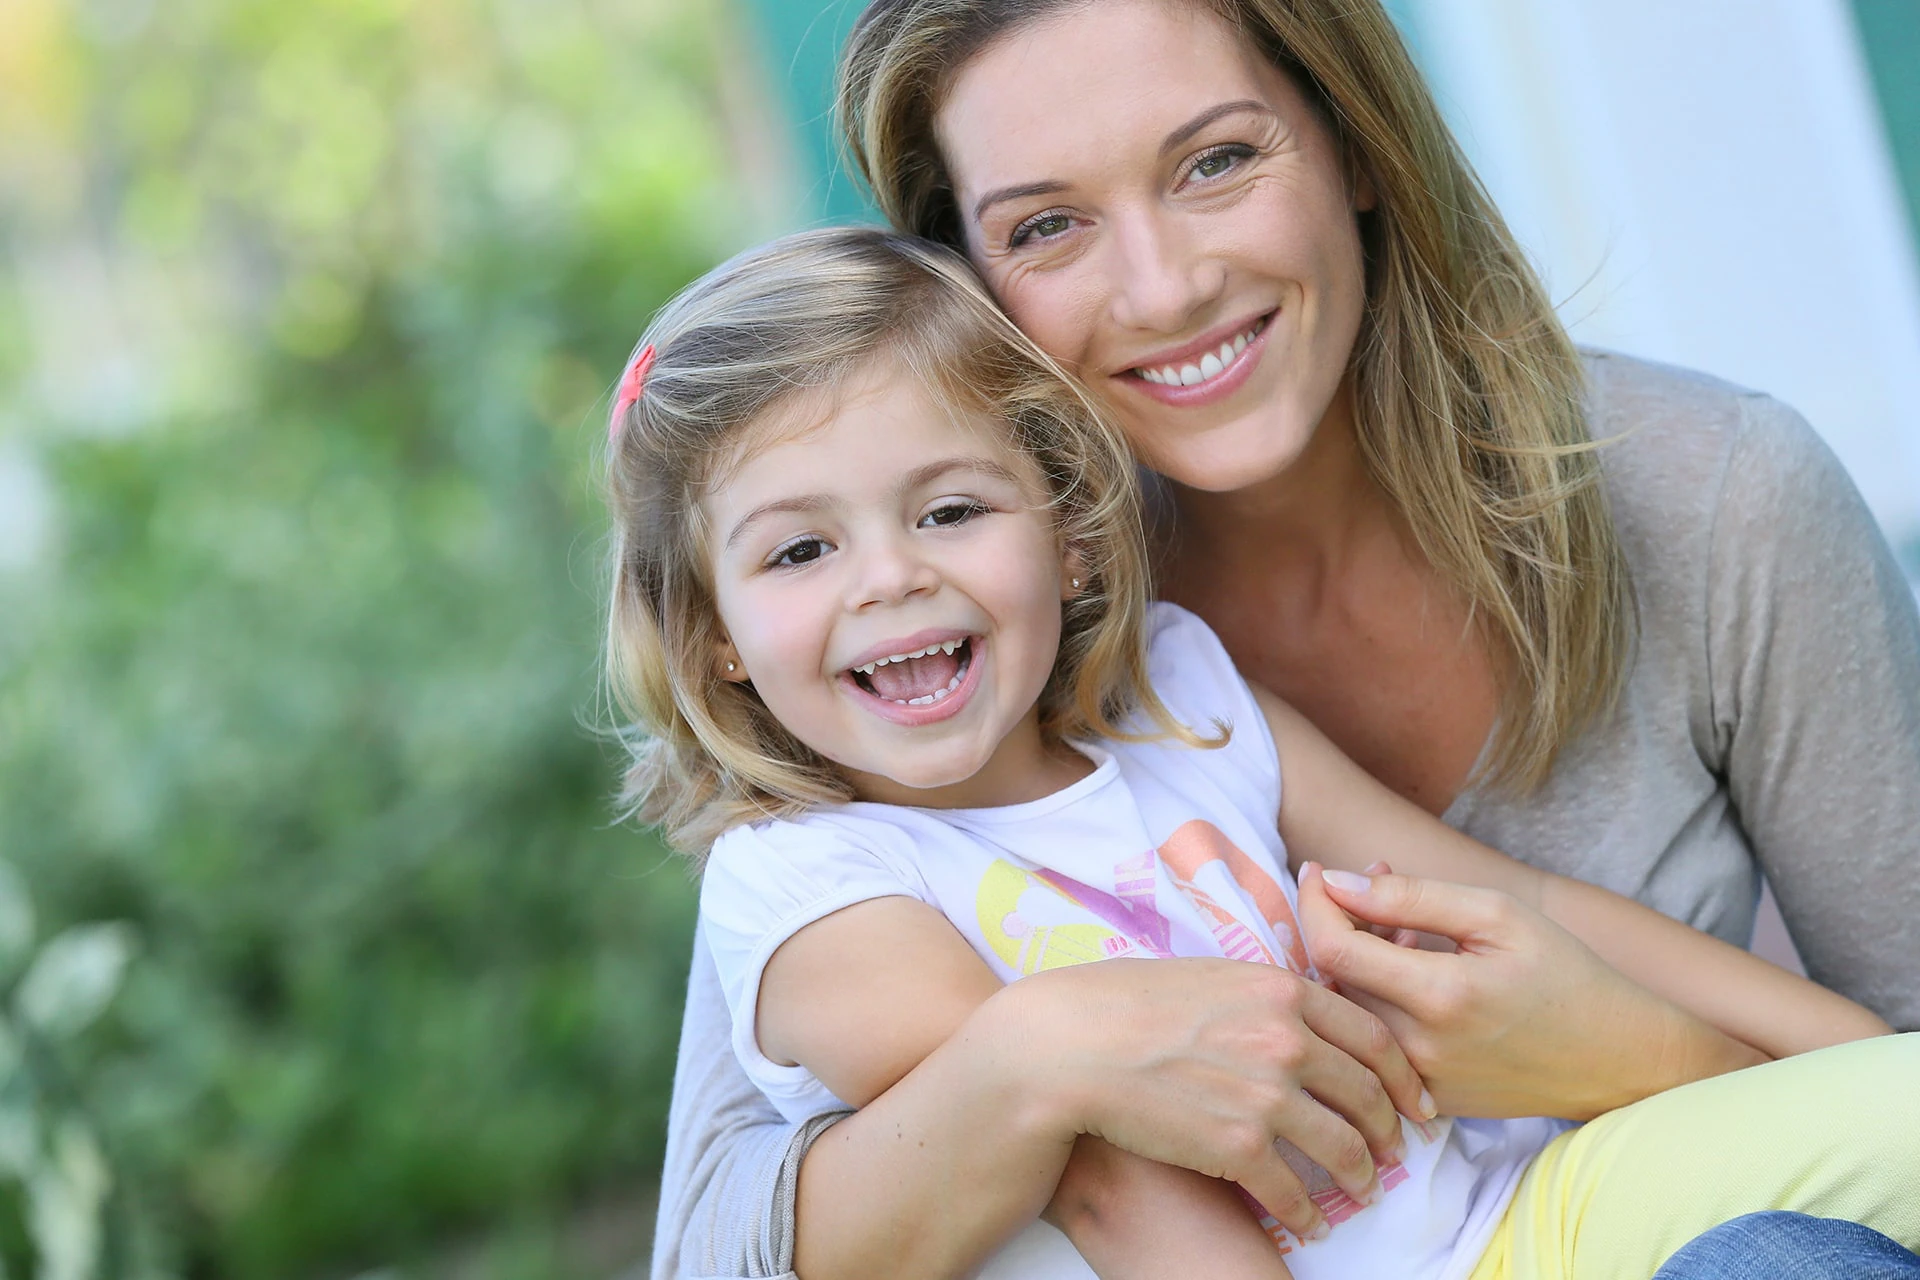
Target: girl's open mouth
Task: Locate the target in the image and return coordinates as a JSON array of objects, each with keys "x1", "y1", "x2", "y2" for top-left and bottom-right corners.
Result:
[{"x1": 843, "y1": 637, "x2": 982, "y2": 725}]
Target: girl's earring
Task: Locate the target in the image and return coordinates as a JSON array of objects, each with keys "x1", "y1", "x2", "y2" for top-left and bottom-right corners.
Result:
[
  {"x1": 725, "y1": 661, "x2": 737, "y2": 674},
  {"x1": 1070, "y1": 577, "x2": 1081, "y2": 590}
]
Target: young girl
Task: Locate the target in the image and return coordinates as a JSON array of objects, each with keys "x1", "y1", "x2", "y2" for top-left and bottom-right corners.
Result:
[{"x1": 606, "y1": 225, "x2": 1917, "y2": 1280}]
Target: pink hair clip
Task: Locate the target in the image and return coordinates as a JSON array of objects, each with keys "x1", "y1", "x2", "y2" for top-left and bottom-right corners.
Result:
[{"x1": 609, "y1": 344, "x2": 656, "y2": 441}]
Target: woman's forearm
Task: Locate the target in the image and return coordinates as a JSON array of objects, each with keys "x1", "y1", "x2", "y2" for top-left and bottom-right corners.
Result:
[
  {"x1": 1536, "y1": 873, "x2": 1893, "y2": 1061},
  {"x1": 792, "y1": 983, "x2": 1080, "y2": 1280}
]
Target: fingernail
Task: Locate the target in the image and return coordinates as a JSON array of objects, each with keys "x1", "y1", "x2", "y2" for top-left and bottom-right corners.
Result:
[
  {"x1": 1305, "y1": 1217, "x2": 1331, "y2": 1242},
  {"x1": 1364, "y1": 860, "x2": 1391, "y2": 874},
  {"x1": 1359, "y1": 1177, "x2": 1383, "y2": 1206},
  {"x1": 1322, "y1": 869, "x2": 1372, "y2": 894},
  {"x1": 1418, "y1": 1089, "x2": 1438, "y2": 1119}
]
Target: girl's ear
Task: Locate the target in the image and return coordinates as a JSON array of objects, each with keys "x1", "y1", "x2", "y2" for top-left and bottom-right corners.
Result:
[
  {"x1": 1060, "y1": 545, "x2": 1089, "y2": 601},
  {"x1": 715, "y1": 638, "x2": 750, "y2": 683}
]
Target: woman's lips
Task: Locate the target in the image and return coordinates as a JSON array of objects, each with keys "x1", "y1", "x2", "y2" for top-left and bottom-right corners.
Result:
[{"x1": 1121, "y1": 312, "x2": 1274, "y2": 408}]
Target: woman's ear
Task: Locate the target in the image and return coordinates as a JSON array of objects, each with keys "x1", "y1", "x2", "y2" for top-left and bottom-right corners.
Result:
[
  {"x1": 1347, "y1": 148, "x2": 1378, "y2": 213},
  {"x1": 1060, "y1": 545, "x2": 1089, "y2": 601}
]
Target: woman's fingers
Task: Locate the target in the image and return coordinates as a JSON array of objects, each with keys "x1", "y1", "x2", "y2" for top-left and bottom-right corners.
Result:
[
  {"x1": 1232, "y1": 1150, "x2": 1326, "y2": 1245},
  {"x1": 1299, "y1": 864, "x2": 1447, "y2": 1014},
  {"x1": 1317, "y1": 867, "x2": 1514, "y2": 945},
  {"x1": 1296, "y1": 977, "x2": 1434, "y2": 1129}
]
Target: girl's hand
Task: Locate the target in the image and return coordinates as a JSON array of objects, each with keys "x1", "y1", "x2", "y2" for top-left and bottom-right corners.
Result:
[
  {"x1": 1009, "y1": 954, "x2": 1433, "y2": 1241},
  {"x1": 1294, "y1": 865, "x2": 1764, "y2": 1120}
]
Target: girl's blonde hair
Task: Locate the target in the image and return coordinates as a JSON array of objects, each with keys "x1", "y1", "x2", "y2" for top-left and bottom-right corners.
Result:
[
  {"x1": 838, "y1": 0, "x2": 1635, "y2": 790},
  {"x1": 606, "y1": 226, "x2": 1210, "y2": 858}
]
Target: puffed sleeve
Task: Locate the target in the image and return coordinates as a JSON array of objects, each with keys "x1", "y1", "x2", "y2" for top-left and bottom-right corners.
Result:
[
  {"x1": 1706, "y1": 394, "x2": 1920, "y2": 1028},
  {"x1": 700, "y1": 819, "x2": 933, "y2": 1121}
]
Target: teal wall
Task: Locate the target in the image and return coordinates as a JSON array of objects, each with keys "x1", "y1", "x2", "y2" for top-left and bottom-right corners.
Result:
[
  {"x1": 1853, "y1": 0, "x2": 1920, "y2": 249},
  {"x1": 738, "y1": 0, "x2": 872, "y2": 220}
]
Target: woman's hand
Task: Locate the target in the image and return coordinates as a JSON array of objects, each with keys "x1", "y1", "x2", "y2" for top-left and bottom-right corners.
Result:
[
  {"x1": 1295, "y1": 865, "x2": 1766, "y2": 1120},
  {"x1": 1007, "y1": 954, "x2": 1433, "y2": 1238}
]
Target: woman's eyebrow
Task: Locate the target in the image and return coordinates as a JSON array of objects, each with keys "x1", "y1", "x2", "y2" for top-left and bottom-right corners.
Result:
[
  {"x1": 1160, "y1": 99, "x2": 1274, "y2": 155},
  {"x1": 973, "y1": 180, "x2": 1070, "y2": 224},
  {"x1": 970, "y1": 99, "x2": 1276, "y2": 223}
]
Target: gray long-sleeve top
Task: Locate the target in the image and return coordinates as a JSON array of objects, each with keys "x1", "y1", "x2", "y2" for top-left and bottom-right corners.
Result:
[{"x1": 647, "y1": 352, "x2": 1920, "y2": 1280}]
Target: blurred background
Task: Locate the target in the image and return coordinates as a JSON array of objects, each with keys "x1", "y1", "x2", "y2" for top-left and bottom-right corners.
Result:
[{"x1": 0, "y1": 1, "x2": 1914, "y2": 1278}]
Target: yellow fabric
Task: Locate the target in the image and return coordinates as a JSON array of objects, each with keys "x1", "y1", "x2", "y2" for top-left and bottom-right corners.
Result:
[{"x1": 1467, "y1": 1033, "x2": 1920, "y2": 1280}]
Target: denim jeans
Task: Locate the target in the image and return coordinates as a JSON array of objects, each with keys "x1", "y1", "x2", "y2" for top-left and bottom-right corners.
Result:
[{"x1": 1655, "y1": 1212, "x2": 1920, "y2": 1279}]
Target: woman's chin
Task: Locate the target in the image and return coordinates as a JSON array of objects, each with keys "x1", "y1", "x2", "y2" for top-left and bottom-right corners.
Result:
[{"x1": 1143, "y1": 431, "x2": 1316, "y2": 495}]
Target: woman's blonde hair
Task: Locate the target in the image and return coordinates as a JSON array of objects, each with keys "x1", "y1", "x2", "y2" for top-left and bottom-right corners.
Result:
[
  {"x1": 838, "y1": 0, "x2": 1634, "y2": 790},
  {"x1": 606, "y1": 226, "x2": 1210, "y2": 858}
]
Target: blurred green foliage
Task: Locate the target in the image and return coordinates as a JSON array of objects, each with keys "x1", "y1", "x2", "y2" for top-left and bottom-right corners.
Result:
[{"x1": 0, "y1": 0, "x2": 796, "y2": 1275}]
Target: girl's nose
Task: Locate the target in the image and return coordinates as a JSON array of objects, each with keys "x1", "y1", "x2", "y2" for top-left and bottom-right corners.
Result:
[
  {"x1": 1105, "y1": 207, "x2": 1225, "y2": 335},
  {"x1": 848, "y1": 534, "x2": 940, "y2": 610}
]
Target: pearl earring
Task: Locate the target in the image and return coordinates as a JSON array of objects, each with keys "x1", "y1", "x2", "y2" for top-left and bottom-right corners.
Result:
[
  {"x1": 1070, "y1": 577, "x2": 1081, "y2": 590},
  {"x1": 726, "y1": 661, "x2": 737, "y2": 673}
]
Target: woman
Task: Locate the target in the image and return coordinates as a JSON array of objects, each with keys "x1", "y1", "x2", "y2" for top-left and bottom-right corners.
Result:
[{"x1": 648, "y1": 0, "x2": 1920, "y2": 1275}]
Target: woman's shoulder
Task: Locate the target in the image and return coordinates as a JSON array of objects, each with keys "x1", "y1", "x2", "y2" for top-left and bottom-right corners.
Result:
[
  {"x1": 1581, "y1": 349, "x2": 1861, "y2": 581},
  {"x1": 1583, "y1": 349, "x2": 1836, "y2": 510}
]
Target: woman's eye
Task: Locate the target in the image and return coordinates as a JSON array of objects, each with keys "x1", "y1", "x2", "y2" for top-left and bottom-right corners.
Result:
[
  {"x1": 920, "y1": 500, "x2": 989, "y2": 529},
  {"x1": 1188, "y1": 143, "x2": 1255, "y2": 183},
  {"x1": 1009, "y1": 210, "x2": 1072, "y2": 249},
  {"x1": 768, "y1": 537, "x2": 831, "y2": 568}
]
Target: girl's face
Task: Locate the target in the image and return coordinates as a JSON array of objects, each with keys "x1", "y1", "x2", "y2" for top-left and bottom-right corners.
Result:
[
  {"x1": 703, "y1": 361, "x2": 1082, "y2": 809},
  {"x1": 936, "y1": 0, "x2": 1370, "y2": 494}
]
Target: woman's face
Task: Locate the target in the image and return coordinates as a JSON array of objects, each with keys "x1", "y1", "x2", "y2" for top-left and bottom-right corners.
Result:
[{"x1": 936, "y1": 0, "x2": 1370, "y2": 494}]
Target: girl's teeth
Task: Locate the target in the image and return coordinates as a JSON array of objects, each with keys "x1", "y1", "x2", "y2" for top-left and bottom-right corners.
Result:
[
  {"x1": 892, "y1": 666, "x2": 968, "y2": 706},
  {"x1": 1199, "y1": 352, "x2": 1223, "y2": 379},
  {"x1": 854, "y1": 638, "x2": 964, "y2": 677}
]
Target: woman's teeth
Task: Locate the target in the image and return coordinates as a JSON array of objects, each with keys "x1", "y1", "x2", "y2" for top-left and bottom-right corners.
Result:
[
  {"x1": 1135, "y1": 319, "x2": 1265, "y2": 387},
  {"x1": 852, "y1": 639, "x2": 963, "y2": 676}
]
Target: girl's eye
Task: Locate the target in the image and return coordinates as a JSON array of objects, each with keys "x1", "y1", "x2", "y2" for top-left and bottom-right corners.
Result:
[
  {"x1": 1009, "y1": 210, "x2": 1073, "y2": 249},
  {"x1": 1187, "y1": 143, "x2": 1255, "y2": 183},
  {"x1": 767, "y1": 536, "x2": 832, "y2": 568},
  {"x1": 919, "y1": 499, "x2": 990, "y2": 529}
]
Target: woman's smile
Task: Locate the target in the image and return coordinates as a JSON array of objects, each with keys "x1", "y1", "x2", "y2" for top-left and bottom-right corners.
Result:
[{"x1": 1121, "y1": 310, "x2": 1274, "y2": 404}]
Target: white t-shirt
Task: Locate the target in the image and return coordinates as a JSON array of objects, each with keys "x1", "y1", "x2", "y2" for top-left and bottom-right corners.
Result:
[{"x1": 701, "y1": 604, "x2": 1563, "y2": 1280}]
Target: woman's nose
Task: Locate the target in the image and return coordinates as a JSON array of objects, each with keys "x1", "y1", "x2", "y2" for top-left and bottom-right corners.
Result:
[
  {"x1": 848, "y1": 534, "x2": 939, "y2": 610},
  {"x1": 1105, "y1": 208, "x2": 1224, "y2": 334}
]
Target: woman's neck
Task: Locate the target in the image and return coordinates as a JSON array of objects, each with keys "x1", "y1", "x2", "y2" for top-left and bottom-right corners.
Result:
[{"x1": 1168, "y1": 380, "x2": 1403, "y2": 588}]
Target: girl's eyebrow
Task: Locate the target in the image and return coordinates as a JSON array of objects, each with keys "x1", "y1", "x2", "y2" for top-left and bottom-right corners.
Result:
[
  {"x1": 722, "y1": 454, "x2": 1028, "y2": 550},
  {"x1": 723, "y1": 494, "x2": 833, "y2": 550}
]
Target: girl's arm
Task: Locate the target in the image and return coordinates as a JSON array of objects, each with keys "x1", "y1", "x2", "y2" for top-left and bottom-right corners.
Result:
[
  {"x1": 758, "y1": 896, "x2": 1409, "y2": 1280},
  {"x1": 1256, "y1": 688, "x2": 1894, "y2": 1059}
]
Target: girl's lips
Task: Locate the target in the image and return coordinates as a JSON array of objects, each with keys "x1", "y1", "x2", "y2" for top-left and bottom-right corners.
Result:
[
  {"x1": 840, "y1": 636, "x2": 985, "y2": 727},
  {"x1": 1120, "y1": 312, "x2": 1275, "y2": 408}
]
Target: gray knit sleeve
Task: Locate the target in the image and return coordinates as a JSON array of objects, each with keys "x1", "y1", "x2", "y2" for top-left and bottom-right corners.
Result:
[
  {"x1": 649, "y1": 923, "x2": 849, "y2": 1280},
  {"x1": 1705, "y1": 394, "x2": 1920, "y2": 1029}
]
